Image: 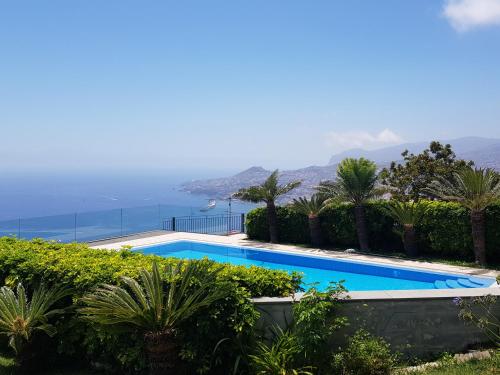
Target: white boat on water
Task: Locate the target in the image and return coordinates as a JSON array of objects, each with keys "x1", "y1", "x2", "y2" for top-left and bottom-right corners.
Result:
[{"x1": 200, "y1": 199, "x2": 216, "y2": 212}]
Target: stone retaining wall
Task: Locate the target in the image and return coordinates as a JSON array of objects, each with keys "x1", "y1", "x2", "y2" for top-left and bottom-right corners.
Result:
[{"x1": 253, "y1": 288, "x2": 500, "y2": 358}]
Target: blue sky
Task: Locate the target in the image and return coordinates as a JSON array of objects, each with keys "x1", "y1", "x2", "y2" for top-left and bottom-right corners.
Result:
[{"x1": 1, "y1": 0, "x2": 500, "y2": 171}]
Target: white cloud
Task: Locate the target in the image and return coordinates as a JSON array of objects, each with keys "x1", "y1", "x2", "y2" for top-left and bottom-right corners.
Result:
[
  {"x1": 443, "y1": 0, "x2": 500, "y2": 32},
  {"x1": 325, "y1": 129, "x2": 404, "y2": 152}
]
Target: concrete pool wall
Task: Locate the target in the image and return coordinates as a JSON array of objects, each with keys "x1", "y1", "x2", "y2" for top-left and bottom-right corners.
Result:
[{"x1": 254, "y1": 288, "x2": 500, "y2": 357}]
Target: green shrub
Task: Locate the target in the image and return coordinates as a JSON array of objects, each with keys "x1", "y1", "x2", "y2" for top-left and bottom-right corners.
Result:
[
  {"x1": 246, "y1": 206, "x2": 309, "y2": 244},
  {"x1": 248, "y1": 283, "x2": 347, "y2": 375},
  {"x1": 332, "y1": 330, "x2": 398, "y2": 375},
  {"x1": 292, "y1": 283, "x2": 348, "y2": 372},
  {"x1": 415, "y1": 201, "x2": 472, "y2": 259},
  {"x1": 0, "y1": 237, "x2": 302, "y2": 373},
  {"x1": 246, "y1": 201, "x2": 500, "y2": 262},
  {"x1": 248, "y1": 327, "x2": 314, "y2": 375}
]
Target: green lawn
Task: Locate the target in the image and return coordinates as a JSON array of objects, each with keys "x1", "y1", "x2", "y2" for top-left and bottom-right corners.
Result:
[
  {"x1": 0, "y1": 354, "x2": 95, "y2": 375},
  {"x1": 405, "y1": 351, "x2": 500, "y2": 375},
  {"x1": 3, "y1": 351, "x2": 499, "y2": 374}
]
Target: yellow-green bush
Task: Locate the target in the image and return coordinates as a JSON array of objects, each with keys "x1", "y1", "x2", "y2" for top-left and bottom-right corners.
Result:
[{"x1": 0, "y1": 237, "x2": 302, "y2": 373}]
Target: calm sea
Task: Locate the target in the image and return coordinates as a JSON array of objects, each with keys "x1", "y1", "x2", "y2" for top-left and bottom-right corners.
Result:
[{"x1": 0, "y1": 170, "x2": 257, "y2": 242}]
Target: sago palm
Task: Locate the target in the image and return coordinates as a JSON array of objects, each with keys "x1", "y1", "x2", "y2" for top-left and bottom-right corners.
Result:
[
  {"x1": 80, "y1": 261, "x2": 228, "y2": 374},
  {"x1": 292, "y1": 194, "x2": 326, "y2": 247},
  {"x1": 0, "y1": 283, "x2": 69, "y2": 358},
  {"x1": 317, "y1": 158, "x2": 379, "y2": 251},
  {"x1": 381, "y1": 201, "x2": 427, "y2": 257},
  {"x1": 426, "y1": 167, "x2": 500, "y2": 265},
  {"x1": 234, "y1": 170, "x2": 301, "y2": 243}
]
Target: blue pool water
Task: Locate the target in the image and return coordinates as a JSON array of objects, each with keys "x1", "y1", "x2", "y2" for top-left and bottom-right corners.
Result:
[{"x1": 137, "y1": 241, "x2": 495, "y2": 291}]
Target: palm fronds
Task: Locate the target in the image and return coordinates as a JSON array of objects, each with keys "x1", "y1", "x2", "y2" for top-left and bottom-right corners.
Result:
[
  {"x1": 316, "y1": 158, "x2": 379, "y2": 206},
  {"x1": 381, "y1": 201, "x2": 427, "y2": 226},
  {"x1": 234, "y1": 170, "x2": 301, "y2": 203},
  {"x1": 0, "y1": 283, "x2": 69, "y2": 354},
  {"x1": 425, "y1": 167, "x2": 500, "y2": 211},
  {"x1": 291, "y1": 195, "x2": 326, "y2": 217},
  {"x1": 80, "y1": 261, "x2": 227, "y2": 333}
]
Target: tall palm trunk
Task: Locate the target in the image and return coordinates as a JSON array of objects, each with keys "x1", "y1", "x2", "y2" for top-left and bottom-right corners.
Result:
[
  {"x1": 266, "y1": 200, "x2": 279, "y2": 243},
  {"x1": 308, "y1": 215, "x2": 323, "y2": 247},
  {"x1": 402, "y1": 224, "x2": 418, "y2": 257},
  {"x1": 144, "y1": 330, "x2": 181, "y2": 375},
  {"x1": 354, "y1": 205, "x2": 369, "y2": 251},
  {"x1": 470, "y1": 210, "x2": 487, "y2": 266}
]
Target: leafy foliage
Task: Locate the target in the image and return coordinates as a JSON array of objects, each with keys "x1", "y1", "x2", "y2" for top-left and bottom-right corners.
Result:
[
  {"x1": 234, "y1": 170, "x2": 301, "y2": 204},
  {"x1": 412, "y1": 351, "x2": 500, "y2": 375},
  {"x1": 81, "y1": 261, "x2": 232, "y2": 373},
  {"x1": 249, "y1": 283, "x2": 348, "y2": 375},
  {"x1": 426, "y1": 167, "x2": 500, "y2": 265},
  {"x1": 331, "y1": 330, "x2": 398, "y2": 375},
  {"x1": 0, "y1": 283, "x2": 69, "y2": 355},
  {"x1": 0, "y1": 237, "x2": 301, "y2": 373},
  {"x1": 380, "y1": 201, "x2": 428, "y2": 226},
  {"x1": 425, "y1": 167, "x2": 500, "y2": 212},
  {"x1": 317, "y1": 158, "x2": 379, "y2": 206},
  {"x1": 235, "y1": 169, "x2": 301, "y2": 243},
  {"x1": 249, "y1": 327, "x2": 314, "y2": 375},
  {"x1": 246, "y1": 207, "x2": 310, "y2": 244},
  {"x1": 291, "y1": 195, "x2": 326, "y2": 246},
  {"x1": 291, "y1": 195, "x2": 325, "y2": 218},
  {"x1": 455, "y1": 295, "x2": 500, "y2": 347},
  {"x1": 245, "y1": 201, "x2": 500, "y2": 263},
  {"x1": 80, "y1": 261, "x2": 227, "y2": 331},
  {"x1": 380, "y1": 141, "x2": 473, "y2": 201},
  {"x1": 292, "y1": 284, "x2": 348, "y2": 371},
  {"x1": 317, "y1": 158, "x2": 380, "y2": 251}
]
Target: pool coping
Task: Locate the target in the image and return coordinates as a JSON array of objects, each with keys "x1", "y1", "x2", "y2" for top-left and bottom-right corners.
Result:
[{"x1": 253, "y1": 287, "x2": 500, "y2": 304}]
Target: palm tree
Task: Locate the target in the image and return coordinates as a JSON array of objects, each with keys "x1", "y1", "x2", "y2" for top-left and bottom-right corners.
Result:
[
  {"x1": 0, "y1": 283, "x2": 69, "y2": 360},
  {"x1": 80, "y1": 261, "x2": 228, "y2": 374},
  {"x1": 291, "y1": 195, "x2": 326, "y2": 247},
  {"x1": 317, "y1": 158, "x2": 379, "y2": 251},
  {"x1": 234, "y1": 170, "x2": 301, "y2": 243},
  {"x1": 381, "y1": 201, "x2": 427, "y2": 257},
  {"x1": 426, "y1": 167, "x2": 500, "y2": 265}
]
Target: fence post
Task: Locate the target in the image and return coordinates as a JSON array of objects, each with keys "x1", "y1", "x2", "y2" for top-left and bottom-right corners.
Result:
[
  {"x1": 241, "y1": 213, "x2": 245, "y2": 233},
  {"x1": 158, "y1": 204, "x2": 161, "y2": 229},
  {"x1": 172, "y1": 217, "x2": 176, "y2": 232}
]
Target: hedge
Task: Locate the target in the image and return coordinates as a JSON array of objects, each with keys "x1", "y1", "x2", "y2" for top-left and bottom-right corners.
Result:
[
  {"x1": 0, "y1": 237, "x2": 302, "y2": 373},
  {"x1": 245, "y1": 201, "x2": 500, "y2": 263}
]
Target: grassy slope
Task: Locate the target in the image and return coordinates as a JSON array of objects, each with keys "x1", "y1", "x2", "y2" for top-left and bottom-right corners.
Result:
[
  {"x1": 0, "y1": 354, "x2": 95, "y2": 375},
  {"x1": 409, "y1": 351, "x2": 500, "y2": 375}
]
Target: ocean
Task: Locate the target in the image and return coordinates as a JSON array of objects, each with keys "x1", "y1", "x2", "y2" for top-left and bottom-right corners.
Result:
[{"x1": 0, "y1": 170, "x2": 257, "y2": 242}]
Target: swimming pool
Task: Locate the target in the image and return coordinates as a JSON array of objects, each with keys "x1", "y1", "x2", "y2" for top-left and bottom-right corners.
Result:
[{"x1": 136, "y1": 240, "x2": 496, "y2": 291}]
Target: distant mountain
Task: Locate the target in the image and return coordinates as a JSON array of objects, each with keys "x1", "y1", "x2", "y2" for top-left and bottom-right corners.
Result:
[
  {"x1": 181, "y1": 137, "x2": 500, "y2": 201},
  {"x1": 328, "y1": 136, "x2": 500, "y2": 166},
  {"x1": 181, "y1": 165, "x2": 338, "y2": 201}
]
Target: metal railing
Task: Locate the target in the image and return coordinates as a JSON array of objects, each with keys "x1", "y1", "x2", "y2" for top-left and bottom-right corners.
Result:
[{"x1": 163, "y1": 213, "x2": 245, "y2": 235}]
